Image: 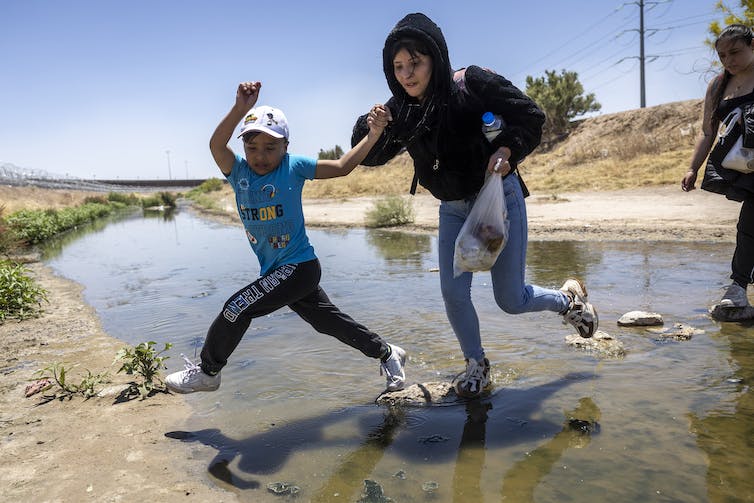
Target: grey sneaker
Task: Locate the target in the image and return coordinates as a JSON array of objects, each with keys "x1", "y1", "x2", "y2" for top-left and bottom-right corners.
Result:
[
  {"x1": 453, "y1": 358, "x2": 491, "y2": 398},
  {"x1": 560, "y1": 278, "x2": 598, "y2": 338},
  {"x1": 720, "y1": 283, "x2": 750, "y2": 308},
  {"x1": 165, "y1": 355, "x2": 221, "y2": 394},
  {"x1": 380, "y1": 344, "x2": 406, "y2": 392}
]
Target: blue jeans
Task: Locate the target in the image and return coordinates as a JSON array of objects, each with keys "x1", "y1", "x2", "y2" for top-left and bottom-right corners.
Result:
[{"x1": 438, "y1": 173, "x2": 570, "y2": 362}]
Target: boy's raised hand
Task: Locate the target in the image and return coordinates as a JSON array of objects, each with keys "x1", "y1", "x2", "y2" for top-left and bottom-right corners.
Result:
[
  {"x1": 366, "y1": 104, "x2": 391, "y2": 135},
  {"x1": 236, "y1": 81, "x2": 261, "y2": 111}
]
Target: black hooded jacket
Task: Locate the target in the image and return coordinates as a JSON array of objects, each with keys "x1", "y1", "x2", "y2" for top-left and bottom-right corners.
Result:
[{"x1": 351, "y1": 13, "x2": 545, "y2": 201}]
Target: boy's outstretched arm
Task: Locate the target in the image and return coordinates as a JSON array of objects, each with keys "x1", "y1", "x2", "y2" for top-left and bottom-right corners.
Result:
[
  {"x1": 209, "y1": 81, "x2": 261, "y2": 176},
  {"x1": 315, "y1": 105, "x2": 392, "y2": 179}
]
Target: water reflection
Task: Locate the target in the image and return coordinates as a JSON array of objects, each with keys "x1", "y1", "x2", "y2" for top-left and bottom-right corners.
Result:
[
  {"x1": 167, "y1": 372, "x2": 596, "y2": 501},
  {"x1": 365, "y1": 229, "x2": 432, "y2": 263},
  {"x1": 689, "y1": 322, "x2": 754, "y2": 502}
]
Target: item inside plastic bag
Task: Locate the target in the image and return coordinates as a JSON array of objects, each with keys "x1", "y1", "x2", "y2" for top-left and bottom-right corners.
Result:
[{"x1": 453, "y1": 171, "x2": 509, "y2": 277}]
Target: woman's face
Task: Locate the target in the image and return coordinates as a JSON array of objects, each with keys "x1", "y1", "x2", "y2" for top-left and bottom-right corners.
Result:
[
  {"x1": 393, "y1": 48, "x2": 433, "y2": 102},
  {"x1": 716, "y1": 37, "x2": 754, "y2": 75},
  {"x1": 242, "y1": 133, "x2": 287, "y2": 176}
]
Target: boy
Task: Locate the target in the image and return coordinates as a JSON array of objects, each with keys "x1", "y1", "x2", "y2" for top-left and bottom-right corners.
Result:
[{"x1": 165, "y1": 81, "x2": 405, "y2": 394}]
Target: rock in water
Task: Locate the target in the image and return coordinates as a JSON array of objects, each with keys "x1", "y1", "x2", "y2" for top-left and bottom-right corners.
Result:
[
  {"x1": 565, "y1": 330, "x2": 626, "y2": 358},
  {"x1": 709, "y1": 304, "x2": 754, "y2": 322},
  {"x1": 617, "y1": 311, "x2": 664, "y2": 326},
  {"x1": 375, "y1": 381, "x2": 459, "y2": 406},
  {"x1": 645, "y1": 323, "x2": 703, "y2": 341}
]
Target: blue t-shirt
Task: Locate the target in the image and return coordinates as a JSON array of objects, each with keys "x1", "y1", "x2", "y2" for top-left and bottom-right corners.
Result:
[{"x1": 226, "y1": 153, "x2": 317, "y2": 276}]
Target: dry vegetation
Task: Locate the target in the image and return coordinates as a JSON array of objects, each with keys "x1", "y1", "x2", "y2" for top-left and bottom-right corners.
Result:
[{"x1": 303, "y1": 99, "x2": 703, "y2": 198}]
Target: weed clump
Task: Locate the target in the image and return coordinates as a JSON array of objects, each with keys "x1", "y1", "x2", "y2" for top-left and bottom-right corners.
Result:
[{"x1": 365, "y1": 196, "x2": 415, "y2": 228}]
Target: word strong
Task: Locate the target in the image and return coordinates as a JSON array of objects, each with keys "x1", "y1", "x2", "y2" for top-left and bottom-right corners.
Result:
[{"x1": 239, "y1": 204, "x2": 284, "y2": 222}]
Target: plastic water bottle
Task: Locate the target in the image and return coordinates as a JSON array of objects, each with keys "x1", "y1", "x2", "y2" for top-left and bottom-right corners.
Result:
[{"x1": 482, "y1": 111, "x2": 504, "y2": 142}]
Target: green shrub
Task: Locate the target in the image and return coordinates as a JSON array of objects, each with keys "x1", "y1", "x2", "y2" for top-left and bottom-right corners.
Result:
[
  {"x1": 6, "y1": 202, "x2": 116, "y2": 245},
  {"x1": 0, "y1": 206, "x2": 21, "y2": 256},
  {"x1": 365, "y1": 196, "x2": 415, "y2": 228},
  {"x1": 0, "y1": 260, "x2": 49, "y2": 321},
  {"x1": 35, "y1": 362, "x2": 109, "y2": 400},
  {"x1": 115, "y1": 341, "x2": 172, "y2": 399},
  {"x1": 107, "y1": 192, "x2": 140, "y2": 205},
  {"x1": 141, "y1": 191, "x2": 176, "y2": 209},
  {"x1": 195, "y1": 178, "x2": 224, "y2": 193}
]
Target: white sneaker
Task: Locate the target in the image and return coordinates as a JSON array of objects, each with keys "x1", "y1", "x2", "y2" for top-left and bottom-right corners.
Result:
[
  {"x1": 380, "y1": 344, "x2": 406, "y2": 392},
  {"x1": 453, "y1": 358, "x2": 491, "y2": 398},
  {"x1": 165, "y1": 355, "x2": 221, "y2": 394},
  {"x1": 720, "y1": 283, "x2": 751, "y2": 308},
  {"x1": 560, "y1": 278, "x2": 598, "y2": 338}
]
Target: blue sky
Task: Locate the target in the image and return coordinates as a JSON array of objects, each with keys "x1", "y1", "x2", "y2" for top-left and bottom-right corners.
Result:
[{"x1": 0, "y1": 0, "x2": 725, "y2": 180}]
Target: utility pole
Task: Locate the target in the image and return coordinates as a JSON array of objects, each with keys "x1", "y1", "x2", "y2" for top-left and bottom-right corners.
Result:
[
  {"x1": 165, "y1": 150, "x2": 172, "y2": 180},
  {"x1": 639, "y1": 0, "x2": 646, "y2": 108}
]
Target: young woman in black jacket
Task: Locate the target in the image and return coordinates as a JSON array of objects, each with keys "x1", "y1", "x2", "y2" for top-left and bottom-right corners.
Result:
[{"x1": 352, "y1": 12, "x2": 598, "y2": 398}]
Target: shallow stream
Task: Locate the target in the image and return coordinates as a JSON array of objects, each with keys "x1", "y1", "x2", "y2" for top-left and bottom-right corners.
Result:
[{"x1": 43, "y1": 209, "x2": 753, "y2": 502}]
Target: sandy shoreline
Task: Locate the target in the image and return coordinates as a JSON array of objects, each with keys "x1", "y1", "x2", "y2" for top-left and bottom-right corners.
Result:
[
  {"x1": 0, "y1": 185, "x2": 743, "y2": 501},
  {"x1": 299, "y1": 185, "x2": 741, "y2": 242}
]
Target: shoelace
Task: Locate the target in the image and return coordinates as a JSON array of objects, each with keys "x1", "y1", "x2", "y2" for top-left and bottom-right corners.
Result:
[
  {"x1": 380, "y1": 359, "x2": 397, "y2": 380},
  {"x1": 454, "y1": 360, "x2": 486, "y2": 391},
  {"x1": 178, "y1": 354, "x2": 202, "y2": 383}
]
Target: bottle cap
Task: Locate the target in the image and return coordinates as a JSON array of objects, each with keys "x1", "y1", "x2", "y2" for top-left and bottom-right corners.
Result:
[{"x1": 482, "y1": 111, "x2": 495, "y2": 125}]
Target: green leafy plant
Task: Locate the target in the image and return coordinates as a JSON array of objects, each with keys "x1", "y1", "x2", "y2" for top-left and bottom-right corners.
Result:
[
  {"x1": 115, "y1": 341, "x2": 172, "y2": 398},
  {"x1": 6, "y1": 201, "x2": 117, "y2": 245},
  {"x1": 0, "y1": 206, "x2": 22, "y2": 256},
  {"x1": 35, "y1": 362, "x2": 109, "y2": 400},
  {"x1": 365, "y1": 195, "x2": 415, "y2": 228},
  {"x1": 0, "y1": 260, "x2": 49, "y2": 322}
]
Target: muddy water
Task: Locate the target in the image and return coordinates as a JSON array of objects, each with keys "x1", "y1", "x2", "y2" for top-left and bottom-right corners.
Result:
[{"x1": 43, "y1": 210, "x2": 753, "y2": 502}]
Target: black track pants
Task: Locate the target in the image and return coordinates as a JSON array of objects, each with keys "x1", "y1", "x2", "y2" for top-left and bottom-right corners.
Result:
[
  {"x1": 731, "y1": 198, "x2": 754, "y2": 287},
  {"x1": 200, "y1": 259, "x2": 387, "y2": 374}
]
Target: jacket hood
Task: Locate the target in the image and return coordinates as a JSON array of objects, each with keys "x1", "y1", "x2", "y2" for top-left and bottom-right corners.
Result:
[{"x1": 382, "y1": 13, "x2": 452, "y2": 102}]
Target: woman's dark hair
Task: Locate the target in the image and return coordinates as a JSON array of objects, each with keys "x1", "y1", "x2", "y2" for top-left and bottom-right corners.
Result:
[
  {"x1": 389, "y1": 37, "x2": 431, "y2": 60},
  {"x1": 711, "y1": 24, "x2": 754, "y2": 107}
]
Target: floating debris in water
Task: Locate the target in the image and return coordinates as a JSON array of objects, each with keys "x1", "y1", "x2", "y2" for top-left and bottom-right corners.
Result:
[
  {"x1": 393, "y1": 470, "x2": 407, "y2": 479},
  {"x1": 418, "y1": 434, "x2": 449, "y2": 444},
  {"x1": 357, "y1": 479, "x2": 392, "y2": 503},
  {"x1": 422, "y1": 481, "x2": 439, "y2": 492},
  {"x1": 266, "y1": 481, "x2": 300, "y2": 496}
]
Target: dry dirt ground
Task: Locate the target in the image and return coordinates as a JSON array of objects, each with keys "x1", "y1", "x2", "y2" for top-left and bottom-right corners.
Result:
[{"x1": 0, "y1": 183, "x2": 744, "y2": 502}]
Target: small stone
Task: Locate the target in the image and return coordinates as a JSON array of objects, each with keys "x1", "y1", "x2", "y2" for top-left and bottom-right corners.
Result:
[
  {"x1": 618, "y1": 311, "x2": 664, "y2": 326},
  {"x1": 709, "y1": 304, "x2": 754, "y2": 322},
  {"x1": 422, "y1": 481, "x2": 439, "y2": 492},
  {"x1": 266, "y1": 481, "x2": 300, "y2": 496},
  {"x1": 375, "y1": 382, "x2": 457, "y2": 406},
  {"x1": 645, "y1": 323, "x2": 702, "y2": 341},
  {"x1": 565, "y1": 331, "x2": 626, "y2": 358}
]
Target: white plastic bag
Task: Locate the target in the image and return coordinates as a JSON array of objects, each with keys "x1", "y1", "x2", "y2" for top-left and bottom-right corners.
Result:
[
  {"x1": 453, "y1": 172, "x2": 509, "y2": 277},
  {"x1": 720, "y1": 108, "x2": 754, "y2": 173}
]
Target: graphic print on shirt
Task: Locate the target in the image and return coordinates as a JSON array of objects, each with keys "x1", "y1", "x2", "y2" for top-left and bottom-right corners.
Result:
[
  {"x1": 237, "y1": 180, "x2": 292, "y2": 249},
  {"x1": 223, "y1": 263, "x2": 297, "y2": 322}
]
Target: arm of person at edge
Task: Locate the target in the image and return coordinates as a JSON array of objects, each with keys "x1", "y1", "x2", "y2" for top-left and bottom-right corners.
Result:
[
  {"x1": 682, "y1": 78, "x2": 721, "y2": 192},
  {"x1": 210, "y1": 81, "x2": 262, "y2": 176},
  {"x1": 314, "y1": 104, "x2": 392, "y2": 179}
]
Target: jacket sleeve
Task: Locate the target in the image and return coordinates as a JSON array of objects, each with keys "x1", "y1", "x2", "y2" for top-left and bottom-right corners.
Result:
[
  {"x1": 351, "y1": 98, "x2": 404, "y2": 166},
  {"x1": 464, "y1": 65, "x2": 544, "y2": 164}
]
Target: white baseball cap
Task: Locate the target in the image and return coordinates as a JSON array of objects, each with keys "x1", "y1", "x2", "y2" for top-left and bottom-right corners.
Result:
[{"x1": 238, "y1": 106, "x2": 289, "y2": 140}]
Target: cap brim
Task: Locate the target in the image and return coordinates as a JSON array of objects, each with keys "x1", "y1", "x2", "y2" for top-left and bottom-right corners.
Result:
[{"x1": 238, "y1": 126, "x2": 286, "y2": 139}]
